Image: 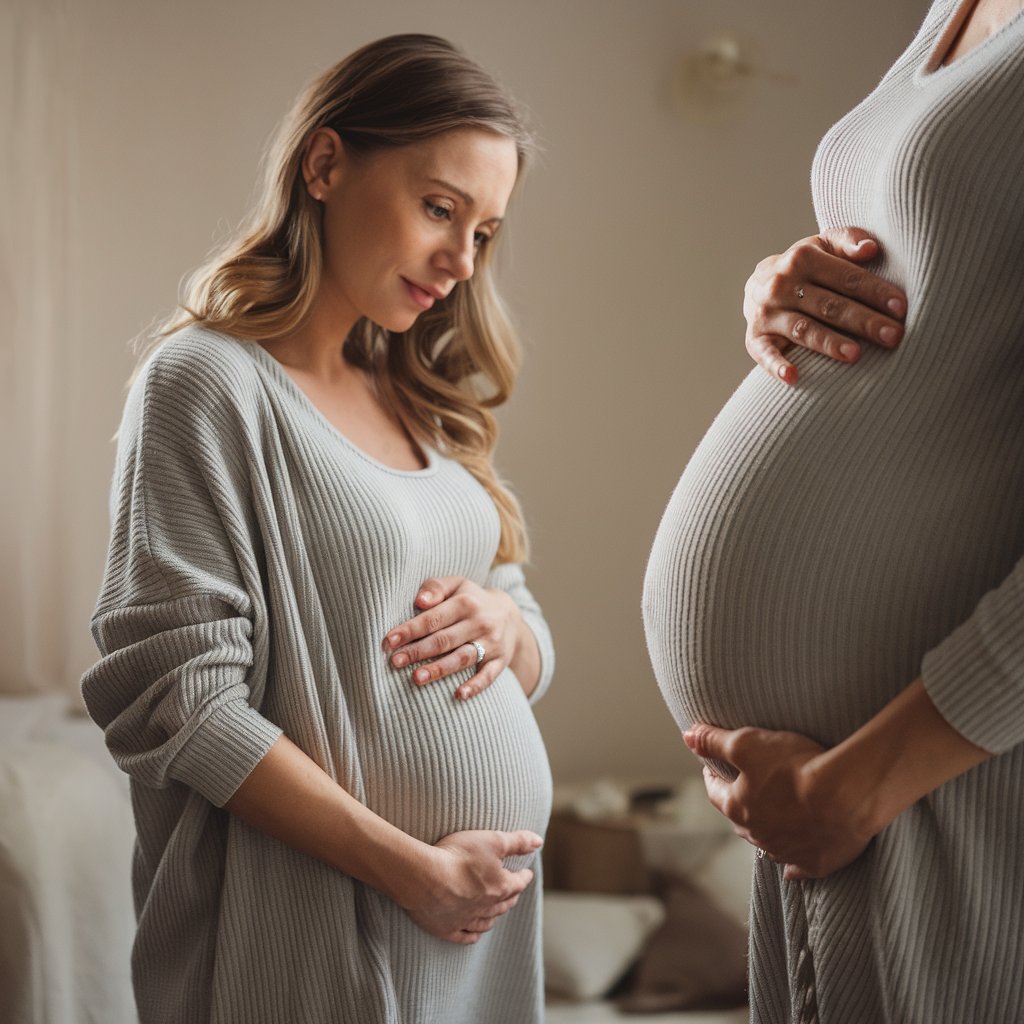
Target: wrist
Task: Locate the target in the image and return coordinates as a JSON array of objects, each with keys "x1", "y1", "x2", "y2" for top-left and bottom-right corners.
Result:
[{"x1": 802, "y1": 745, "x2": 888, "y2": 843}]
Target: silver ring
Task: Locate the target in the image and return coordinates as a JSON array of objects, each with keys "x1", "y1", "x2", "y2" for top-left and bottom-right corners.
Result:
[
  {"x1": 757, "y1": 848, "x2": 767, "y2": 860},
  {"x1": 470, "y1": 641, "x2": 486, "y2": 666},
  {"x1": 796, "y1": 287, "x2": 805, "y2": 300}
]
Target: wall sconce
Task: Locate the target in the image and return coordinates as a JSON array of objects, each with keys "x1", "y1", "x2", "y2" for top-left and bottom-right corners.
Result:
[{"x1": 672, "y1": 34, "x2": 797, "y2": 117}]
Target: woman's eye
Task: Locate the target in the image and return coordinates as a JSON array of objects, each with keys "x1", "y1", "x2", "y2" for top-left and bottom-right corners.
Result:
[
  {"x1": 424, "y1": 200, "x2": 451, "y2": 220},
  {"x1": 473, "y1": 231, "x2": 492, "y2": 249}
]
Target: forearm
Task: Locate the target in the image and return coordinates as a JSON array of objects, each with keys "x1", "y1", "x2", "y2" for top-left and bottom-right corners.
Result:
[
  {"x1": 224, "y1": 734, "x2": 433, "y2": 908},
  {"x1": 508, "y1": 614, "x2": 541, "y2": 698},
  {"x1": 810, "y1": 678, "x2": 991, "y2": 837}
]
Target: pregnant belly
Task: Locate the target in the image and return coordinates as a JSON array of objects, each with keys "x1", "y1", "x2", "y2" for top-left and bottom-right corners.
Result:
[
  {"x1": 363, "y1": 668, "x2": 552, "y2": 849},
  {"x1": 643, "y1": 354, "x2": 1024, "y2": 745}
]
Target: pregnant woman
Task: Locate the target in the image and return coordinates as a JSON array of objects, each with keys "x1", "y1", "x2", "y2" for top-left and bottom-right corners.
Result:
[
  {"x1": 644, "y1": 2, "x2": 1024, "y2": 1022},
  {"x1": 81, "y1": 35, "x2": 553, "y2": 1024}
]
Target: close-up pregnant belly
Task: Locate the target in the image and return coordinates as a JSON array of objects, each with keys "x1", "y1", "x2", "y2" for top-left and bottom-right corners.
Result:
[
  {"x1": 643, "y1": 346, "x2": 1024, "y2": 747},
  {"x1": 364, "y1": 667, "x2": 553, "y2": 851}
]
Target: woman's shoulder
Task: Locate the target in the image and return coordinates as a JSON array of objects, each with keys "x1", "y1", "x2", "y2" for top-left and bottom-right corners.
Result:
[
  {"x1": 125, "y1": 326, "x2": 269, "y2": 444},
  {"x1": 141, "y1": 326, "x2": 265, "y2": 401}
]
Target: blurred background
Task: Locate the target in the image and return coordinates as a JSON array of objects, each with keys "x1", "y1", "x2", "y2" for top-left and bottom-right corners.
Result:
[{"x1": 2, "y1": 0, "x2": 925, "y2": 783}]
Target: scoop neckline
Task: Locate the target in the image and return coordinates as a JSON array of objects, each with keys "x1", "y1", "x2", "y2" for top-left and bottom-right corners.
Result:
[
  {"x1": 237, "y1": 334, "x2": 441, "y2": 478},
  {"x1": 918, "y1": 0, "x2": 1024, "y2": 80}
]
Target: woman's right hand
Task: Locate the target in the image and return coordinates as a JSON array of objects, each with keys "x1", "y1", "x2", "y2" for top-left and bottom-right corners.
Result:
[
  {"x1": 398, "y1": 829, "x2": 543, "y2": 944},
  {"x1": 744, "y1": 227, "x2": 908, "y2": 384}
]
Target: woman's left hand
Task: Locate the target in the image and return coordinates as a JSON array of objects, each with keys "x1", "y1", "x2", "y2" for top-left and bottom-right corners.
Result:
[
  {"x1": 384, "y1": 577, "x2": 523, "y2": 700},
  {"x1": 684, "y1": 723, "x2": 876, "y2": 881}
]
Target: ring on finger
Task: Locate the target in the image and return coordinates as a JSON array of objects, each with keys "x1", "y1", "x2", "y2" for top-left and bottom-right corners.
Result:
[
  {"x1": 795, "y1": 286, "x2": 805, "y2": 300},
  {"x1": 470, "y1": 640, "x2": 486, "y2": 667}
]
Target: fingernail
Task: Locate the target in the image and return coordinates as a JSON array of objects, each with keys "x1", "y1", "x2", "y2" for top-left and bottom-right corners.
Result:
[
  {"x1": 391, "y1": 652, "x2": 408, "y2": 668},
  {"x1": 418, "y1": 590, "x2": 432, "y2": 603},
  {"x1": 386, "y1": 633, "x2": 401, "y2": 650},
  {"x1": 414, "y1": 669, "x2": 429, "y2": 684},
  {"x1": 853, "y1": 238, "x2": 872, "y2": 251},
  {"x1": 839, "y1": 342, "x2": 860, "y2": 360},
  {"x1": 777, "y1": 364, "x2": 790, "y2": 382},
  {"x1": 887, "y1": 297, "x2": 905, "y2": 317},
  {"x1": 456, "y1": 685, "x2": 471, "y2": 699},
  {"x1": 879, "y1": 325, "x2": 900, "y2": 346}
]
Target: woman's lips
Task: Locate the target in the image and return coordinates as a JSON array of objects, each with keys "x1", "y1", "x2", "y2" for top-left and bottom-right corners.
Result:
[{"x1": 403, "y1": 278, "x2": 436, "y2": 310}]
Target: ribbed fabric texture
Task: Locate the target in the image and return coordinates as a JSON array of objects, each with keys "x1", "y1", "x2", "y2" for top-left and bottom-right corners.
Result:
[
  {"x1": 643, "y1": 2, "x2": 1024, "y2": 1022},
  {"x1": 81, "y1": 327, "x2": 554, "y2": 1024}
]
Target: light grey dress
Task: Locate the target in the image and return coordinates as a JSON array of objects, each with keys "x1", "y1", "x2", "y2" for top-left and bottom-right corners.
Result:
[
  {"x1": 82, "y1": 327, "x2": 554, "y2": 1024},
  {"x1": 643, "y1": 3, "x2": 1024, "y2": 1021}
]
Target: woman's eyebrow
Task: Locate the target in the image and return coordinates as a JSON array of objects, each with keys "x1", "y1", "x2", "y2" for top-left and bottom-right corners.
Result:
[{"x1": 428, "y1": 177, "x2": 474, "y2": 204}]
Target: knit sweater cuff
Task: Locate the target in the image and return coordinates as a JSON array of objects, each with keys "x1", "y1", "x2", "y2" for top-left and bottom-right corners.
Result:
[
  {"x1": 169, "y1": 699, "x2": 283, "y2": 807},
  {"x1": 921, "y1": 571, "x2": 1024, "y2": 755}
]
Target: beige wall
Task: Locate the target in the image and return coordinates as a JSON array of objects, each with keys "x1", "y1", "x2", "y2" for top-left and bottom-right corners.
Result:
[{"x1": 25, "y1": 0, "x2": 925, "y2": 783}]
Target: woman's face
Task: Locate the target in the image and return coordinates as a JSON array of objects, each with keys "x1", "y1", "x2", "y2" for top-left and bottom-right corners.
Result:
[{"x1": 312, "y1": 128, "x2": 519, "y2": 333}]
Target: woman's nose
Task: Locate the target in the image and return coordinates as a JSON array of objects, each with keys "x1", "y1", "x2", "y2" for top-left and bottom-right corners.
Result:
[{"x1": 438, "y1": 233, "x2": 475, "y2": 282}]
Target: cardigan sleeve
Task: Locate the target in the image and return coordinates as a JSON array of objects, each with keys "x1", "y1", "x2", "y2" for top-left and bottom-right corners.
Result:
[
  {"x1": 484, "y1": 562, "x2": 556, "y2": 705},
  {"x1": 81, "y1": 342, "x2": 282, "y2": 807},
  {"x1": 920, "y1": 552, "x2": 1024, "y2": 755}
]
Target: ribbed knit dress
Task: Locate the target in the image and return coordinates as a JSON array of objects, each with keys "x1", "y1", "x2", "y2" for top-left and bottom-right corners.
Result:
[
  {"x1": 643, "y1": 2, "x2": 1024, "y2": 1022},
  {"x1": 81, "y1": 327, "x2": 554, "y2": 1024}
]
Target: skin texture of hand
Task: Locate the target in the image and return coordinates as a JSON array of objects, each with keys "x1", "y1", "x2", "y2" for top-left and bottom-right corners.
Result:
[
  {"x1": 400, "y1": 829, "x2": 542, "y2": 944},
  {"x1": 683, "y1": 724, "x2": 874, "y2": 881},
  {"x1": 684, "y1": 679, "x2": 991, "y2": 882},
  {"x1": 384, "y1": 575, "x2": 540, "y2": 700},
  {"x1": 744, "y1": 226, "x2": 909, "y2": 384}
]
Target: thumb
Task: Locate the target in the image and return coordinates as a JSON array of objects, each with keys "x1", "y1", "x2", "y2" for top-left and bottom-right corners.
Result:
[
  {"x1": 415, "y1": 576, "x2": 464, "y2": 607},
  {"x1": 820, "y1": 226, "x2": 880, "y2": 261},
  {"x1": 683, "y1": 722, "x2": 733, "y2": 762},
  {"x1": 498, "y1": 829, "x2": 544, "y2": 858}
]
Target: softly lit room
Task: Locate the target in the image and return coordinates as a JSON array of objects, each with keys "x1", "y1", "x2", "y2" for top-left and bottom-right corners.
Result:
[{"x1": 6, "y1": 0, "x2": 972, "y2": 1021}]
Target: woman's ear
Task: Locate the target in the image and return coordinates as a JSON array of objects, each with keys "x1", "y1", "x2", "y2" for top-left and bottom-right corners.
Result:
[{"x1": 302, "y1": 127, "x2": 345, "y2": 202}]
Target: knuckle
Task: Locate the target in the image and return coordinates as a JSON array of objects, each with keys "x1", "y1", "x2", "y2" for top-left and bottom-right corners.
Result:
[
  {"x1": 840, "y1": 266, "x2": 866, "y2": 292},
  {"x1": 424, "y1": 612, "x2": 444, "y2": 633},
  {"x1": 818, "y1": 295, "x2": 844, "y2": 321},
  {"x1": 765, "y1": 274, "x2": 789, "y2": 304}
]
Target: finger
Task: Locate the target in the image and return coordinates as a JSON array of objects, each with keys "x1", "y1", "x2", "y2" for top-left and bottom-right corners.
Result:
[
  {"x1": 484, "y1": 892, "x2": 522, "y2": 918},
  {"x1": 701, "y1": 763, "x2": 733, "y2": 817},
  {"x1": 818, "y1": 226, "x2": 880, "y2": 263},
  {"x1": 497, "y1": 830, "x2": 544, "y2": 859},
  {"x1": 414, "y1": 576, "x2": 465, "y2": 608},
  {"x1": 684, "y1": 723, "x2": 737, "y2": 765},
  {"x1": 803, "y1": 248, "x2": 906, "y2": 320},
  {"x1": 411, "y1": 642, "x2": 483, "y2": 686},
  {"x1": 446, "y1": 929, "x2": 481, "y2": 945},
  {"x1": 795, "y1": 282, "x2": 904, "y2": 349},
  {"x1": 455, "y1": 659, "x2": 503, "y2": 700},
  {"x1": 746, "y1": 332, "x2": 798, "y2": 385},
  {"x1": 393, "y1": 624, "x2": 476, "y2": 670},
  {"x1": 757, "y1": 308, "x2": 863, "y2": 364},
  {"x1": 384, "y1": 600, "x2": 466, "y2": 656}
]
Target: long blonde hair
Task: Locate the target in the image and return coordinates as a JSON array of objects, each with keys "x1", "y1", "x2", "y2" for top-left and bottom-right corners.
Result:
[{"x1": 155, "y1": 34, "x2": 533, "y2": 564}]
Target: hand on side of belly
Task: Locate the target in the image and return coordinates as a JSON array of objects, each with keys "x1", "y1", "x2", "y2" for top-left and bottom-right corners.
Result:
[
  {"x1": 683, "y1": 723, "x2": 873, "y2": 881},
  {"x1": 397, "y1": 828, "x2": 543, "y2": 944}
]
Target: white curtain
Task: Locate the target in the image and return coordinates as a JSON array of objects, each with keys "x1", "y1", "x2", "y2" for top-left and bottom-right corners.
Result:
[{"x1": 0, "y1": 0, "x2": 82, "y2": 695}]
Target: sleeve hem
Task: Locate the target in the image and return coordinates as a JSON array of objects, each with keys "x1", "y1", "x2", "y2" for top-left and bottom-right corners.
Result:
[{"x1": 169, "y1": 699, "x2": 283, "y2": 806}]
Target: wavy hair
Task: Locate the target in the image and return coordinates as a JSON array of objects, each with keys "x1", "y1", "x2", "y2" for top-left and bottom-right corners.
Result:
[{"x1": 153, "y1": 34, "x2": 534, "y2": 564}]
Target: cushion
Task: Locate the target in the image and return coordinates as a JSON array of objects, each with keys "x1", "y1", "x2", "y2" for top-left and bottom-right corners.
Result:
[
  {"x1": 615, "y1": 873, "x2": 748, "y2": 1013},
  {"x1": 544, "y1": 892, "x2": 666, "y2": 1001}
]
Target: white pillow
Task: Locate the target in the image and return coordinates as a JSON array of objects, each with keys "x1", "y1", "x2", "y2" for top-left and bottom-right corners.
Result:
[
  {"x1": 691, "y1": 837, "x2": 755, "y2": 927},
  {"x1": 544, "y1": 892, "x2": 665, "y2": 1001}
]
